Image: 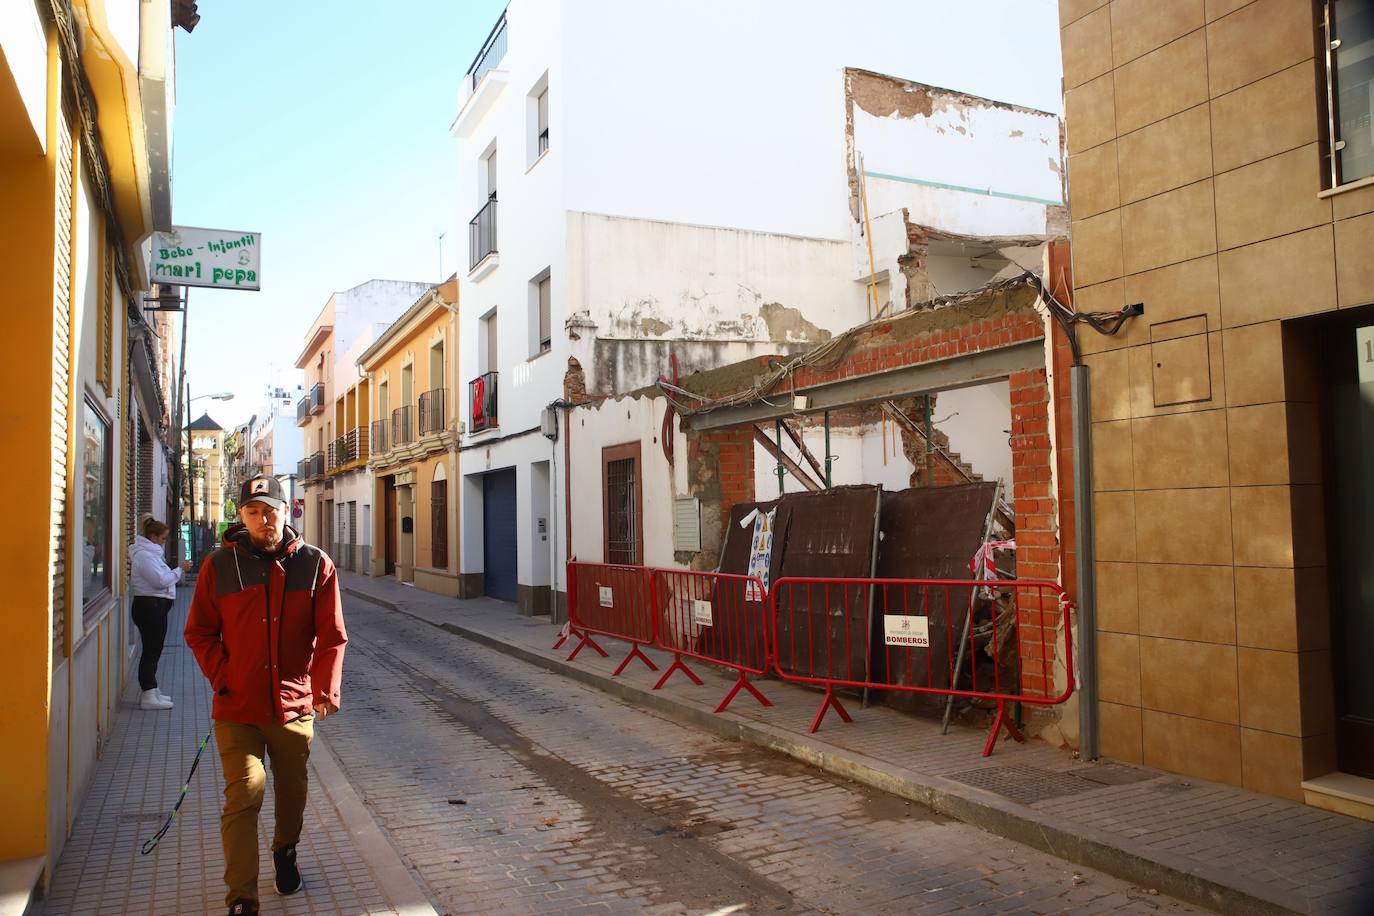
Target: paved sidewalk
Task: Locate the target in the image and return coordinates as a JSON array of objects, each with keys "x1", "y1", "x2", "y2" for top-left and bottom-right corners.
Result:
[
  {"x1": 40, "y1": 584, "x2": 436, "y2": 916},
  {"x1": 340, "y1": 572, "x2": 1374, "y2": 916}
]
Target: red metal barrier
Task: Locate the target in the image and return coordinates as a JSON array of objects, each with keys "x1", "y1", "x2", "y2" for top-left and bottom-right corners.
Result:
[
  {"x1": 650, "y1": 568, "x2": 772, "y2": 713},
  {"x1": 566, "y1": 562, "x2": 658, "y2": 676},
  {"x1": 770, "y1": 576, "x2": 1074, "y2": 755}
]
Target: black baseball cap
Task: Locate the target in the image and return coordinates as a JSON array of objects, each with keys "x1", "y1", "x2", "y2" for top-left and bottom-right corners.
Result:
[{"x1": 240, "y1": 474, "x2": 287, "y2": 511}]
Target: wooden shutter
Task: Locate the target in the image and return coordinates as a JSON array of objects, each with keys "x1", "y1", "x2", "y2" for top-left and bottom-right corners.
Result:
[
  {"x1": 97, "y1": 233, "x2": 112, "y2": 393},
  {"x1": 431, "y1": 479, "x2": 448, "y2": 569},
  {"x1": 51, "y1": 90, "x2": 76, "y2": 659}
]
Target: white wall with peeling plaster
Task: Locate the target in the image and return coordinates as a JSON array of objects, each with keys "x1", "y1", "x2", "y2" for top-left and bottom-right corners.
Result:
[
  {"x1": 854, "y1": 100, "x2": 1063, "y2": 237},
  {"x1": 565, "y1": 393, "x2": 687, "y2": 569}
]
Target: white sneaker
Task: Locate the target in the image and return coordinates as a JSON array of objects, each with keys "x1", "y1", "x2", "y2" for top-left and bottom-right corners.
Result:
[
  {"x1": 156, "y1": 689, "x2": 172, "y2": 703},
  {"x1": 140, "y1": 688, "x2": 173, "y2": 710}
]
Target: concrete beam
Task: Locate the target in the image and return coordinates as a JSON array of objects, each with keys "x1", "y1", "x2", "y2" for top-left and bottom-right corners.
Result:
[{"x1": 686, "y1": 339, "x2": 1043, "y2": 432}]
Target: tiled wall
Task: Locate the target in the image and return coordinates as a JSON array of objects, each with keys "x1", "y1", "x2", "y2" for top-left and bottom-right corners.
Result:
[{"x1": 1058, "y1": 0, "x2": 1372, "y2": 799}]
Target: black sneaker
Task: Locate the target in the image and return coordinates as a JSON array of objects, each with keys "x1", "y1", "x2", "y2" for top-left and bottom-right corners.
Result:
[
  {"x1": 228, "y1": 900, "x2": 258, "y2": 916},
  {"x1": 273, "y1": 843, "x2": 303, "y2": 895}
]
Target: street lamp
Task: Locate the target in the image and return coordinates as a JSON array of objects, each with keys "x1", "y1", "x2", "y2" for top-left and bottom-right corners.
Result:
[{"x1": 178, "y1": 387, "x2": 235, "y2": 566}]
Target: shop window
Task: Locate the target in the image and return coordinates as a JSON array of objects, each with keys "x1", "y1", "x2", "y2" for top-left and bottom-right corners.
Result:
[{"x1": 82, "y1": 399, "x2": 112, "y2": 605}]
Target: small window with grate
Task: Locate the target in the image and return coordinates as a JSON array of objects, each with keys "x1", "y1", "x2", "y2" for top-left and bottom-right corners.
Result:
[
  {"x1": 431, "y1": 479, "x2": 448, "y2": 569},
  {"x1": 603, "y1": 444, "x2": 641, "y2": 565}
]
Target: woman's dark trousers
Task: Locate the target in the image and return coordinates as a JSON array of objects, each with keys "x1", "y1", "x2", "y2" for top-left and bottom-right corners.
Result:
[{"x1": 131, "y1": 596, "x2": 173, "y2": 691}]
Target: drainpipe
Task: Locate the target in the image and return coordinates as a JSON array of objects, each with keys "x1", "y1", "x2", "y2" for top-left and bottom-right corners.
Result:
[{"x1": 1072, "y1": 364, "x2": 1099, "y2": 761}]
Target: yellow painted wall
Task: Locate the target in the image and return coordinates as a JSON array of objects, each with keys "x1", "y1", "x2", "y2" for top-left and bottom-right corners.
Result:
[
  {"x1": 362, "y1": 283, "x2": 461, "y2": 594},
  {"x1": 0, "y1": 24, "x2": 60, "y2": 861}
]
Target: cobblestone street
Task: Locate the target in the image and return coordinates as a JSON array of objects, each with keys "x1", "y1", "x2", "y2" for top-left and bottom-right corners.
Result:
[{"x1": 324, "y1": 600, "x2": 1201, "y2": 915}]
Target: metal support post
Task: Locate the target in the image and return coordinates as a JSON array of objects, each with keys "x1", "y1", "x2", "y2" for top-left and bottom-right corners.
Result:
[
  {"x1": 774, "y1": 418, "x2": 785, "y2": 496},
  {"x1": 823, "y1": 410, "x2": 833, "y2": 488},
  {"x1": 924, "y1": 394, "x2": 934, "y2": 487},
  {"x1": 1072, "y1": 364, "x2": 1099, "y2": 760}
]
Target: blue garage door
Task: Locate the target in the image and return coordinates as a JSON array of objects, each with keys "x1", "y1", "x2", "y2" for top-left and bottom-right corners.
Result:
[{"x1": 482, "y1": 469, "x2": 518, "y2": 602}]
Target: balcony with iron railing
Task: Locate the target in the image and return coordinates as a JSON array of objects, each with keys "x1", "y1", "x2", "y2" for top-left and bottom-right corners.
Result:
[
  {"x1": 309, "y1": 382, "x2": 326, "y2": 415},
  {"x1": 296, "y1": 394, "x2": 311, "y2": 427},
  {"x1": 469, "y1": 371, "x2": 498, "y2": 433},
  {"x1": 347, "y1": 425, "x2": 368, "y2": 464},
  {"x1": 466, "y1": 13, "x2": 507, "y2": 93},
  {"x1": 392, "y1": 405, "x2": 414, "y2": 447},
  {"x1": 469, "y1": 198, "x2": 497, "y2": 270},
  {"x1": 328, "y1": 428, "x2": 369, "y2": 475},
  {"x1": 329, "y1": 436, "x2": 346, "y2": 473},
  {"x1": 370, "y1": 418, "x2": 388, "y2": 456},
  {"x1": 302, "y1": 451, "x2": 325, "y2": 482},
  {"x1": 418, "y1": 388, "x2": 446, "y2": 437}
]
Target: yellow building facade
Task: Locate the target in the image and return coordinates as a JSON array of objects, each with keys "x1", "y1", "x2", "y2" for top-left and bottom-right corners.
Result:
[
  {"x1": 0, "y1": 0, "x2": 181, "y2": 898},
  {"x1": 1059, "y1": 0, "x2": 1374, "y2": 814},
  {"x1": 359, "y1": 280, "x2": 462, "y2": 596},
  {"x1": 187, "y1": 412, "x2": 227, "y2": 538}
]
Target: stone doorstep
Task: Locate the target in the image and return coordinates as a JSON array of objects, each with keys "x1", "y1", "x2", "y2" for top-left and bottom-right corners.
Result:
[
  {"x1": 1303, "y1": 773, "x2": 1374, "y2": 823},
  {"x1": 341, "y1": 580, "x2": 1313, "y2": 916},
  {"x1": 0, "y1": 856, "x2": 42, "y2": 916}
]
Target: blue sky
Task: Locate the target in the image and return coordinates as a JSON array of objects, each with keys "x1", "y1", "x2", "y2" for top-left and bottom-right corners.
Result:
[{"x1": 173, "y1": 0, "x2": 506, "y2": 429}]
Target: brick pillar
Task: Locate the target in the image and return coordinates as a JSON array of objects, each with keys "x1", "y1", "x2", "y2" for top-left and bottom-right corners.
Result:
[
  {"x1": 563, "y1": 357, "x2": 589, "y2": 405},
  {"x1": 1009, "y1": 367, "x2": 1059, "y2": 698},
  {"x1": 684, "y1": 424, "x2": 755, "y2": 570}
]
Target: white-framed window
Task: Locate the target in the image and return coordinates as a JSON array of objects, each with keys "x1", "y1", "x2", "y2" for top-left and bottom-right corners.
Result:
[
  {"x1": 527, "y1": 72, "x2": 550, "y2": 166},
  {"x1": 1323, "y1": 0, "x2": 1374, "y2": 187},
  {"x1": 479, "y1": 308, "x2": 499, "y2": 375},
  {"x1": 529, "y1": 268, "x2": 552, "y2": 356}
]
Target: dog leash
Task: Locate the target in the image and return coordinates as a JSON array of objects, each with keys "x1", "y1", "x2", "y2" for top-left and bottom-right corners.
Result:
[{"x1": 140, "y1": 730, "x2": 214, "y2": 855}]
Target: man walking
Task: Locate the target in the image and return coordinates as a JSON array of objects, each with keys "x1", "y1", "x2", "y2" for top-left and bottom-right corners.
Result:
[{"x1": 186, "y1": 474, "x2": 347, "y2": 916}]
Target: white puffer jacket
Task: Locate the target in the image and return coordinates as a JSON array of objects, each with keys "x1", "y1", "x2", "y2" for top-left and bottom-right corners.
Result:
[{"x1": 129, "y1": 536, "x2": 183, "y2": 599}]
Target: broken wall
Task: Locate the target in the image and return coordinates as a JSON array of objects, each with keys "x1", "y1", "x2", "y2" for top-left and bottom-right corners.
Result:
[
  {"x1": 566, "y1": 211, "x2": 869, "y2": 394},
  {"x1": 845, "y1": 68, "x2": 1064, "y2": 238},
  {"x1": 566, "y1": 391, "x2": 688, "y2": 569}
]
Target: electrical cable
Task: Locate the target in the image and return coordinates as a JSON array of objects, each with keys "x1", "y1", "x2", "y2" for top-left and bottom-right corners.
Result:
[{"x1": 659, "y1": 270, "x2": 1140, "y2": 415}]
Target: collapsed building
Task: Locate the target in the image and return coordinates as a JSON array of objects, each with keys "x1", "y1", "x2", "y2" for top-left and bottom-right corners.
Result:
[{"x1": 562, "y1": 243, "x2": 1086, "y2": 741}]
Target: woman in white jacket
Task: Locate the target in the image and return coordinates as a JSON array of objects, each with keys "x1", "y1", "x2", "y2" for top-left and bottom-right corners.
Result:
[{"x1": 129, "y1": 518, "x2": 192, "y2": 710}]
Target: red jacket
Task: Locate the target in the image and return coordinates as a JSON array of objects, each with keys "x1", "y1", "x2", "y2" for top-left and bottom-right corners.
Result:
[{"x1": 185, "y1": 524, "x2": 347, "y2": 726}]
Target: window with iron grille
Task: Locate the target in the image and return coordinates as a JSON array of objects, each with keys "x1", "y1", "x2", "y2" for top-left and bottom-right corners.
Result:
[
  {"x1": 431, "y1": 479, "x2": 448, "y2": 569},
  {"x1": 603, "y1": 444, "x2": 641, "y2": 565}
]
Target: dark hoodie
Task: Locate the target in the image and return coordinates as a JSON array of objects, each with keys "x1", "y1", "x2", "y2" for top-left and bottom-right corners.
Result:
[{"x1": 184, "y1": 523, "x2": 347, "y2": 726}]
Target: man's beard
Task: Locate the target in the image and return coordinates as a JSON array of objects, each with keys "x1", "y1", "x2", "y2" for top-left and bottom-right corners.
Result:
[{"x1": 249, "y1": 528, "x2": 283, "y2": 551}]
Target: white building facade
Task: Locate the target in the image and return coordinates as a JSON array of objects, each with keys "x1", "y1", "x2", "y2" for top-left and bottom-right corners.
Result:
[{"x1": 450, "y1": 0, "x2": 1064, "y2": 616}]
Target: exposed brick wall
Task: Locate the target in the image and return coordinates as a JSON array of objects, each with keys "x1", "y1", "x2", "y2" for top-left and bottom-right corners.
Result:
[
  {"x1": 1047, "y1": 240, "x2": 1078, "y2": 604},
  {"x1": 563, "y1": 357, "x2": 589, "y2": 405},
  {"x1": 681, "y1": 285, "x2": 1065, "y2": 698},
  {"x1": 1009, "y1": 367, "x2": 1059, "y2": 698},
  {"x1": 683, "y1": 425, "x2": 755, "y2": 569},
  {"x1": 786, "y1": 311, "x2": 1044, "y2": 391}
]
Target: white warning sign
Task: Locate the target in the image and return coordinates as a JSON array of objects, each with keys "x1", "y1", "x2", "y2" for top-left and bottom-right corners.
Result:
[
  {"x1": 692, "y1": 599, "x2": 713, "y2": 627},
  {"x1": 598, "y1": 586, "x2": 614, "y2": 608},
  {"x1": 883, "y1": 615, "x2": 930, "y2": 648}
]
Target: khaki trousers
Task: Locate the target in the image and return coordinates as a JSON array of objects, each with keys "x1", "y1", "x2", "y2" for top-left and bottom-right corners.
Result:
[{"x1": 213, "y1": 715, "x2": 314, "y2": 905}]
